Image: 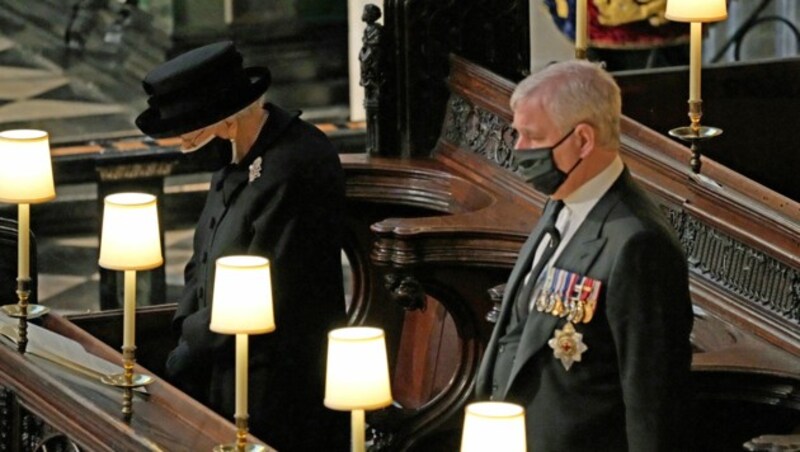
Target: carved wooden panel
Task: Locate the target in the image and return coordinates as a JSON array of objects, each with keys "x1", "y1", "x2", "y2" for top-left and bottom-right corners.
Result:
[
  {"x1": 0, "y1": 387, "x2": 11, "y2": 451},
  {"x1": 0, "y1": 385, "x2": 82, "y2": 452},
  {"x1": 665, "y1": 206, "x2": 800, "y2": 323},
  {"x1": 442, "y1": 96, "x2": 517, "y2": 170}
]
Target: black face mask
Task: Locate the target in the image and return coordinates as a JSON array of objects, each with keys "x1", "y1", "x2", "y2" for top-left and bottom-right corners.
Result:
[
  {"x1": 180, "y1": 137, "x2": 233, "y2": 172},
  {"x1": 515, "y1": 128, "x2": 581, "y2": 195}
]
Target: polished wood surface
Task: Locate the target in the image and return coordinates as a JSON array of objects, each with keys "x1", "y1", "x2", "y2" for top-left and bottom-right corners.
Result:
[{"x1": 0, "y1": 311, "x2": 272, "y2": 451}]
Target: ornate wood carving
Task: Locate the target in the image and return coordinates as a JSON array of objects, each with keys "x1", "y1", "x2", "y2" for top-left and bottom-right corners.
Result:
[
  {"x1": 0, "y1": 387, "x2": 11, "y2": 451},
  {"x1": 95, "y1": 161, "x2": 177, "y2": 181},
  {"x1": 0, "y1": 385, "x2": 83, "y2": 452},
  {"x1": 665, "y1": 207, "x2": 800, "y2": 323},
  {"x1": 442, "y1": 96, "x2": 517, "y2": 170},
  {"x1": 20, "y1": 410, "x2": 44, "y2": 451},
  {"x1": 360, "y1": 3, "x2": 385, "y2": 156},
  {"x1": 385, "y1": 274, "x2": 427, "y2": 312}
]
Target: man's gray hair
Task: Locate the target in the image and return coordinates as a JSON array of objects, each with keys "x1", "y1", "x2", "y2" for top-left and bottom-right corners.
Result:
[{"x1": 510, "y1": 60, "x2": 621, "y2": 148}]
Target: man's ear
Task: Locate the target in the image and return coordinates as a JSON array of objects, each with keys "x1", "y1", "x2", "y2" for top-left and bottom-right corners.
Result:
[{"x1": 575, "y1": 123, "x2": 596, "y2": 158}]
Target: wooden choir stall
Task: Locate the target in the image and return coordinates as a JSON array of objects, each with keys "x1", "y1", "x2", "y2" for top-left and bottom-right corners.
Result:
[{"x1": 0, "y1": 0, "x2": 798, "y2": 450}]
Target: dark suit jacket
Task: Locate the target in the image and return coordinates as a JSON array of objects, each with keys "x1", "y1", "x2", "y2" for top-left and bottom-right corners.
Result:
[
  {"x1": 476, "y1": 169, "x2": 694, "y2": 452},
  {"x1": 166, "y1": 104, "x2": 348, "y2": 451}
]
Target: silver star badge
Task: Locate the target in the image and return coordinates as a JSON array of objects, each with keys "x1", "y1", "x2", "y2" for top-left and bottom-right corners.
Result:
[
  {"x1": 548, "y1": 322, "x2": 588, "y2": 371},
  {"x1": 249, "y1": 156, "x2": 262, "y2": 183}
]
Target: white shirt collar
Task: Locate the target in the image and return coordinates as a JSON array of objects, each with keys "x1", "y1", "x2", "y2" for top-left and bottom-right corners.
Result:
[
  {"x1": 526, "y1": 155, "x2": 625, "y2": 310},
  {"x1": 562, "y1": 155, "x2": 624, "y2": 222}
]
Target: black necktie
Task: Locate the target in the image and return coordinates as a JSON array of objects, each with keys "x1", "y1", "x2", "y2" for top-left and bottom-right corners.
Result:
[{"x1": 515, "y1": 200, "x2": 565, "y2": 318}]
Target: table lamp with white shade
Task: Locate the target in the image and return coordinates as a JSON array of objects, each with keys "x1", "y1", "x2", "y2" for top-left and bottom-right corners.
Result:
[
  {"x1": 325, "y1": 326, "x2": 393, "y2": 452},
  {"x1": 0, "y1": 129, "x2": 56, "y2": 354},
  {"x1": 461, "y1": 401, "x2": 527, "y2": 452},
  {"x1": 209, "y1": 255, "x2": 275, "y2": 452},
  {"x1": 98, "y1": 192, "x2": 163, "y2": 419},
  {"x1": 665, "y1": 0, "x2": 728, "y2": 174}
]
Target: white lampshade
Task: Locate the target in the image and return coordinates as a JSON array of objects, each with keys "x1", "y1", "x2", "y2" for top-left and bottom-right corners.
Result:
[
  {"x1": 98, "y1": 193, "x2": 163, "y2": 271},
  {"x1": 209, "y1": 255, "x2": 275, "y2": 335},
  {"x1": 325, "y1": 327, "x2": 393, "y2": 411},
  {"x1": 666, "y1": 0, "x2": 727, "y2": 22},
  {"x1": 461, "y1": 402, "x2": 527, "y2": 452},
  {"x1": 0, "y1": 129, "x2": 56, "y2": 204}
]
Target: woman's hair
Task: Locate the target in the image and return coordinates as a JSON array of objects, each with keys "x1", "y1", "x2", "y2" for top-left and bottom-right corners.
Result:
[{"x1": 510, "y1": 60, "x2": 621, "y2": 148}]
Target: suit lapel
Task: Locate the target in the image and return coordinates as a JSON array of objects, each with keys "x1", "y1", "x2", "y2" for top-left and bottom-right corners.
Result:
[
  {"x1": 476, "y1": 201, "x2": 558, "y2": 395},
  {"x1": 503, "y1": 173, "x2": 630, "y2": 396},
  {"x1": 504, "y1": 202, "x2": 562, "y2": 311}
]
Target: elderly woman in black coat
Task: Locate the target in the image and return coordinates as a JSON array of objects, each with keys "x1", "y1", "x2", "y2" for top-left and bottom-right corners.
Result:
[{"x1": 136, "y1": 40, "x2": 348, "y2": 451}]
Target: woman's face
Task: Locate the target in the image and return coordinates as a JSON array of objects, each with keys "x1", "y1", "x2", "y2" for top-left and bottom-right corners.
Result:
[{"x1": 179, "y1": 126, "x2": 217, "y2": 153}]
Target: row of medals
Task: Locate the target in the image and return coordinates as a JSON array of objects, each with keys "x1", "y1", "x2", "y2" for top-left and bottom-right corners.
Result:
[{"x1": 534, "y1": 273, "x2": 598, "y2": 324}]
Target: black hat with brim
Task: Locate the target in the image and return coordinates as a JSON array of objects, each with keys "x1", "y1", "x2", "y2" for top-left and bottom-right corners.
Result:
[{"x1": 135, "y1": 40, "x2": 271, "y2": 138}]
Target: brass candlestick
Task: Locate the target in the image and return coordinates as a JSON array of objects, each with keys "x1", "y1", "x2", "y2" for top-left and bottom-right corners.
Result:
[
  {"x1": 1, "y1": 277, "x2": 49, "y2": 354},
  {"x1": 100, "y1": 346, "x2": 153, "y2": 421},
  {"x1": 668, "y1": 99, "x2": 722, "y2": 174},
  {"x1": 213, "y1": 415, "x2": 266, "y2": 452},
  {"x1": 664, "y1": 0, "x2": 728, "y2": 175}
]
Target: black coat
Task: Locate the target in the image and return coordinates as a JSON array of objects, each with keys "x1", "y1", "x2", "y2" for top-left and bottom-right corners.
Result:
[
  {"x1": 166, "y1": 104, "x2": 349, "y2": 450},
  {"x1": 476, "y1": 169, "x2": 694, "y2": 452}
]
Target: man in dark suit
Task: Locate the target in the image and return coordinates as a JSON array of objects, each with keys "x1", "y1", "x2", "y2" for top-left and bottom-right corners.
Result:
[
  {"x1": 135, "y1": 41, "x2": 348, "y2": 450},
  {"x1": 475, "y1": 60, "x2": 693, "y2": 451}
]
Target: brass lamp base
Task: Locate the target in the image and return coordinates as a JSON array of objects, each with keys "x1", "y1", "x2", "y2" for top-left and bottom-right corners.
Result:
[
  {"x1": 0, "y1": 280, "x2": 48, "y2": 353},
  {"x1": 101, "y1": 371, "x2": 154, "y2": 422},
  {"x1": 99, "y1": 346, "x2": 153, "y2": 421},
  {"x1": 214, "y1": 414, "x2": 265, "y2": 452},
  {"x1": 213, "y1": 444, "x2": 267, "y2": 452},
  {"x1": 1, "y1": 304, "x2": 50, "y2": 319},
  {"x1": 668, "y1": 125, "x2": 723, "y2": 174},
  {"x1": 100, "y1": 373, "x2": 155, "y2": 387}
]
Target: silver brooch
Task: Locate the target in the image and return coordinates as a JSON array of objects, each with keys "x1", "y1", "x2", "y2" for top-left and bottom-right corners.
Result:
[{"x1": 249, "y1": 157, "x2": 262, "y2": 183}]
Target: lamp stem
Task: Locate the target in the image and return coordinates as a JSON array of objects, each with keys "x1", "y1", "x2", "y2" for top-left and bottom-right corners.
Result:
[
  {"x1": 16, "y1": 203, "x2": 31, "y2": 354},
  {"x1": 352, "y1": 409, "x2": 365, "y2": 452},
  {"x1": 18, "y1": 203, "x2": 29, "y2": 280},
  {"x1": 224, "y1": 0, "x2": 234, "y2": 24},
  {"x1": 15, "y1": 278, "x2": 30, "y2": 354},
  {"x1": 575, "y1": 0, "x2": 588, "y2": 59},
  {"x1": 234, "y1": 414, "x2": 249, "y2": 452},
  {"x1": 236, "y1": 334, "x2": 248, "y2": 418},
  {"x1": 121, "y1": 346, "x2": 135, "y2": 420},
  {"x1": 689, "y1": 21, "x2": 702, "y2": 102},
  {"x1": 236, "y1": 334, "x2": 249, "y2": 452},
  {"x1": 123, "y1": 270, "x2": 136, "y2": 350}
]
